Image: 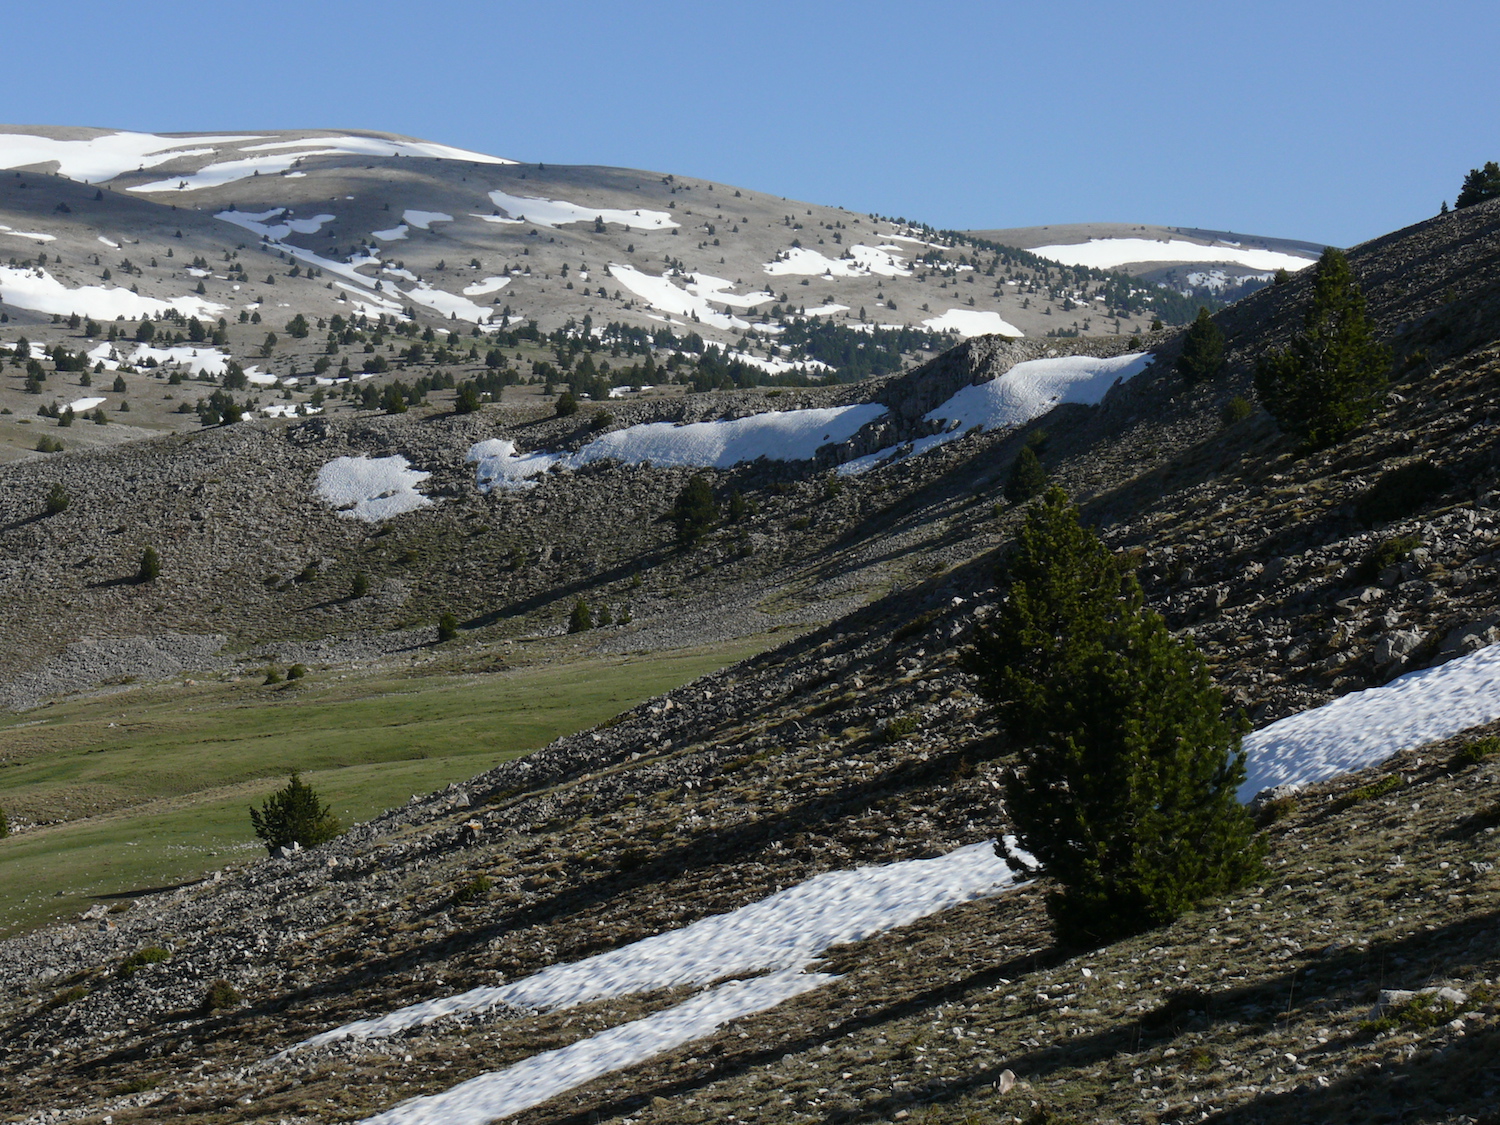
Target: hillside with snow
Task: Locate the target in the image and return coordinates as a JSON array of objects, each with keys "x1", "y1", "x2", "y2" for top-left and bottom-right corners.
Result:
[{"x1": 1, "y1": 127, "x2": 1499, "y2": 1125}]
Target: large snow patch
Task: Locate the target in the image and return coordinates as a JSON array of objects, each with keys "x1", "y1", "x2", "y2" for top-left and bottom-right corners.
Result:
[
  {"x1": 1239, "y1": 642, "x2": 1500, "y2": 800},
  {"x1": 0, "y1": 266, "x2": 223, "y2": 321},
  {"x1": 468, "y1": 404, "x2": 887, "y2": 491},
  {"x1": 315, "y1": 456, "x2": 432, "y2": 522},
  {"x1": 1031, "y1": 238, "x2": 1316, "y2": 273}
]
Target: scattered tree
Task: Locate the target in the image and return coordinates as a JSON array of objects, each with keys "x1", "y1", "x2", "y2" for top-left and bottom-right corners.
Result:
[
  {"x1": 568, "y1": 597, "x2": 593, "y2": 633},
  {"x1": 1254, "y1": 247, "x2": 1389, "y2": 448},
  {"x1": 137, "y1": 545, "x2": 161, "y2": 584},
  {"x1": 554, "y1": 390, "x2": 579, "y2": 417},
  {"x1": 350, "y1": 572, "x2": 369, "y2": 598},
  {"x1": 966, "y1": 487, "x2": 1262, "y2": 947},
  {"x1": 1455, "y1": 160, "x2": 1500, "y2": 209},
  {"x1": 1003, "y1": 445, "x2": 1047, "y2": 503},
  {"x1": 437, "y1": 612, "x2": 459, "y2": 642},
  {"x1": 454, "y1": 383, "x2": 481, "y2": 414},
  {"x1": 671, "y1": 473, "x2": 718, "y2": 545},
  {"x1": 44, "y1": 482, "x2": 69, "y2": 515},
  {"x1": 248, "y1": 773, "x2": 342, "y2": 854},
  {"x1": 1176, "y1": 307, "x2": 1226, "y2": 383}
]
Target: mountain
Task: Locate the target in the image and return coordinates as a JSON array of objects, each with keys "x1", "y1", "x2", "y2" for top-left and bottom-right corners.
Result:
[
  {"x1": 965, "y1": 221, "x2": 1326, "y2": 304},
  {"x1": 2, "y1": 125, "x2": 1500, "y2": 1123}
]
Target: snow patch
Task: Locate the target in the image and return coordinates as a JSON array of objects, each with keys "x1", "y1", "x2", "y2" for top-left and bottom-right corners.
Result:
[
  {"x1": 922, "y1": 308, "x2": 1023, "y2": 338},
  {"x1": 468, "y1": 403, "x2": 886, "y2": 491},
  {"x1": 0, "y1": 266, "x2": 223, "y2": 321},
  {"x1": 840, "y1": 352, "x2": 1151, "y2": 476},
  {"x1": 764, "y1": 245, "x2": 910, "y2": 279},
  {"x1": 402, "y1": 281, "x2": 492, "y2": 323},
  {"x1": 0, "y1": 131, "x2": 252, "y2": 182},
  {"x1": 1240, "y1": 643, "x2": 1500, "y2": 800},
  {"x1": 607, "y1": 264, "x2": 751, "y2": 330},
  {"x1": 372, "y1": 225, "x2": 409, "y2": 241},
  {"x1": 461, "y1": 276, "x2": 509, "y2": 297},
  {"x1": 1030, "y1": 238, "x2": 1317, "y2": 273},
  {"x1": 480, "y1": 190, "x2": 676, "y2": 230},
  {"x1": 402, "y1": 210, "x2": 453, "y2": 229},
  {"x1": 315, "y1": 456, "x2": 432, "y2": 522},
  {"x1": 65, "y1": 396, "x2": 105, "y2": 412},
  {"x1": 358, "y1": 972, "x2": 833, "y2": 1125},
  {"x1": 0, "y1": 225, "x2": 56, "y2": 243}
]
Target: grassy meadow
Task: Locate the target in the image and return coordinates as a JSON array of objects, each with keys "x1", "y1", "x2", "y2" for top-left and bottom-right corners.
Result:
[{"x1": 0, "y1": 636, "x2": 773, "y2": 934}]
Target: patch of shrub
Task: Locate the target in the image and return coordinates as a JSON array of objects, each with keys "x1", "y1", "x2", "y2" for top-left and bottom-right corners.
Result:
[
  {"x1": 1220, "y1": 396, "x2": 1254, "y2": 426},
  {"x1": 1451, "y1": 736, "x2": 1500, "y2": 769},
  {"x1": 1254, "y1": 794, "x2": 1299, "y2": 826},
  {"x1": 118, "y1": 947, "x2": 171, "y2": 978},
  {"x1": 452, "y1": 875, "x2": 491, "y2": 906},
  {"x1": 202, "y1": 979, "x2": 243, "y2": 1012},
  {"x1": 48, "y1": 984, "x2": 89, "y2": 1009},
  {"x1": 286, "y1": 663, "x2": 307, "y2": 681},
  {"x1": 1339, "y1": 773, "x2": 1403, "y2": 808},
  {"x1": 263, "y1": 666, "x2": 283, "y2": 685},
  {"x1": 1354, "y1": 461, "x2": 1451, "y2": 526},
  {"x1": 882, "y1": 714, "x2": 922, "y2": 743},
  {"x1": 1355, "y1": 534, "x2": 1422, "y2": 582},
  {"x1": 437, "y1": 612, "x2": 459, "y2": 642}
]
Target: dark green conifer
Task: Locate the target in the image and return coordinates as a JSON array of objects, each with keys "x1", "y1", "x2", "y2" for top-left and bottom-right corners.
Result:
[
  {"x1": 966, "y1": 488, "x2": 1262, "y2": 947},
  {"x1": 1003, "y1": 445, "x2": 1047, "y2": 504},
  {"x1": 671, "y1": 474, "x2": 718, "y2": 545},
  {"x1": 1455, "y1": 161, "x2": 1500, "y2": 209},
  {"x1": 1176, "y1": 307, "x2": 1226, "y2": 383},
  {"x1": 1254, "y1": 247, "x2": 1389, "y2": 448}
]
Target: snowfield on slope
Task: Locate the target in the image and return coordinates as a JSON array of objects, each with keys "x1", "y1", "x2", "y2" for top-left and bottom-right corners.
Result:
[
  {"x1": 315, "y1": 456, "x2": 433, "y2": 522},
  {"x1": 0, "y1": 266, "x2": 224, "y2": 321},
  {"x1": 1030, "y1": 237, "x2": 1317, "y2": 273},
  {"x1": 840, "y1": 352, "x2": 1152, "y2": 476},
  {"x1": 1239, "y1": 641, "x2": 1500, "y2": 799},
  {"x1": 284, "y1": 843, "x2": 1025, "y2": 1123},
  {"x1": 922, "y1": 308, "x2": 1023, "y2": 337},
  {"x1": 467, "y1": 404, "x2": 887, "y2": 491},
  {"x1": 481, "y1": 190, "x2": 676, "y2": 230}
]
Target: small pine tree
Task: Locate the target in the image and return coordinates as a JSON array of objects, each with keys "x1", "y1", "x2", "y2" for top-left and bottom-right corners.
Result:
[
  {"x1": 351, "y1": 572, "x2": 369, "y2": 598},
  {"x1": 1455, "y1": 160, "x2": 1500, "y2": 209},
  {"x1": 966, "y1": 488, "x2": 1262, "y2": 947},
  {"x1": 596, "y1": 603, "x2": 614, "y2": 626},
  {"x1": 437, "y1": 612, "x2": 459, "y2": 642},
  {"x1": 112, "y1": 374, "x2": 127, "y2": 392},
  {"x1": 137, "y1": 545, "x2": 161, "y2": 584},
  {"x1": 248, "y1": 773, "x2": 341, "y2": 854},
  {"x1": 454, "y1": 383, "x2": 481, "y2": 414},
  {"x1": 1254, "y1": 247, "x2": 1389, "y2": 448},
  {"x1": 671, "y1": 473, "x2": 718, "y2": 545},
  {"x1": 1176, "y1": 307, "x2": 1226, "y2": 383},
  {"x1": 1003, "y1": 445, "x2": 1047, "y2": 503},
  {"x1": 44, "y1": 482, "x2": 69, "y2": 515},
  {"x1": 568, "y1": 597, "x2": 593, "y2": 633},
  {"x1": 555, "y1": 390, "x2": 579, "y2": 417}
]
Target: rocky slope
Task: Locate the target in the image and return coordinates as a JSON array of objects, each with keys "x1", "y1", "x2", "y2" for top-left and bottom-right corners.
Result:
[{"x1": 1, "y1": 196, "x2": 1499, "y2": 1123}]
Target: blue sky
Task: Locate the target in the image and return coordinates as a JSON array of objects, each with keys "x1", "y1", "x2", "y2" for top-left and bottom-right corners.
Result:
[{"x1": 8, "y1": 1, "x2": 1497, "y2": 247}]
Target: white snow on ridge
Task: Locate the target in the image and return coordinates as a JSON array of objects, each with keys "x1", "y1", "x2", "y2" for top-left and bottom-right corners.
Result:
[
  {"x1": 764, "y1": 245, "x2": 911, "y2": 279},
  {"x1": 315, "y1": 456, "x2": 433, "y2": 522},
  {"x1": 403, "y1": 281, "x2": 492, "y2": 323},
  {"x1": 1239, "y1": 642, "x2": 1500, "y2": 801},
  {"x1": 1030, "y1": 238, "x2": 1317, "y2": 273},
  {"x1": 468, "y1": 403, "x2": 887, "y2": 491},
  {"x1": 607, "y1": 264, "x2": 751, "y2": 330},
  {"x1": 0, "y1": 131, "x2": 249, "y2": 181},
  {"x1": 461, "y1": 276, "x2": 509, "y2": 297},
  {"x1": 481, "y1": 189, "x2": 676, "y2": 230},
  {"x1": 294, "y1": 841, "x2": 1019, "y2": 1052},
  {"x1": 403, "y1": 209, "x2": 453, "y2": 229},
  {"x1": 236, "y1": 135, "x2": 513, "y2": 165},
  {"x1": 129, "y1": 150, "x2": 352, "y2": 193},
  {"x1": 358, "y1": 972, "x2": 834, "y2": 1125},
  {"x1": 0, "y1": 266, "x2": 223, "y2": 321},
  {"x1": 922, "y1": 308, "x2": 1023, "y2": 338},
  {"x1": 840, "y1": 352, "x2": 1151, "y2": 476},
  {"x1": 0, "y1": 224, "x2": 56, "y2": 243}
]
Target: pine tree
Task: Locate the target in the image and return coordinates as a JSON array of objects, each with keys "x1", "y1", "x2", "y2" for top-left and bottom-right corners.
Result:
[
  {"x1": 1254, "y1": 247, "x2": 1389, "y2": 449},
  {"x1": 1176, "y1": 306, "x2": 1226, "y2": 383},
  {"x1": 437, "y1": 612, "x2": 459, "y2": 642},
  {"x1": 966, "y1": 488, "x2": 1261, "y2": 947},
  {"x1": 1455, "y1": 161, "x2": 1500, "y2": 209},
  {"x1": 249, "y1": 773, "x2": 342, "y2": 853},
  {"x1": 568, "y1": 598, "x2": 593, "y2": 633},
  {"x1": 454, "y1": 383, "x2": 481, "y2": 414},
  {"x1": 44, "y1": 482, "x2": 69, "y2": 515},
  {"x1": 1003, "y1": 445, "x2": 1047, "y2": 504},
  {"x1": 137, "y1": 545, "x2": 161, "y2": 584},
  {"x1": 671, "y1": 474, "x2": 718, "y2": 545},
  {"x1": 555, "y1": 390, "x2": 579, "y2": 417}
]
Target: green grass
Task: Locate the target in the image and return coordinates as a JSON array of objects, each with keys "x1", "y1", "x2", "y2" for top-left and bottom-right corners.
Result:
[{"x1": 0, "y1": 637, "x2": 772, "y2": 934}]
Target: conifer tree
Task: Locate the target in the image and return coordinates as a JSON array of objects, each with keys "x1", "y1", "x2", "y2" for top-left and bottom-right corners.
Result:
[
  {"x1": 671, "y1": 474, "x2": 718, "y2": 545},
  {"x1": 1004, "y1": 445, "x2": 1047, "y2": 504},
  {"x1": 44, "y1": 482, "x2": 69, "y2": 515},
  {"x1": 568, "y1": 597, "x2": 593, "y2": 633},
  {"x1": 1176, "y1": 306, "x2": 1226, "y2": 383},
  {"x1": 249, "y1": 773, "x2": 341, "y2": 853},
  {"x1": 1254, "y1": 247, "x2": 1389, "y2": 448},
  {"x1": 967, "y1": 488, "x2": 1261, "y2": 947},
  {"x1": 137, "y1": 545, "x2": 161, "y2": 584},
  {"x1": 1455, "y1": 161, "x2": 1500, "y2": 209}
]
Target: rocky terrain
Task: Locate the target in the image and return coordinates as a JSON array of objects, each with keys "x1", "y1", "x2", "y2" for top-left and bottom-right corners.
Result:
[{"x1": 0, "y1": 160, "x2": 1499, "y2": 1122}]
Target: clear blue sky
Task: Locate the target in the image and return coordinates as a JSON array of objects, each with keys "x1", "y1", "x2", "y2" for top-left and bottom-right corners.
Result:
[{"x1": 8, "y1": 1, "x2": 1497, "y2": 248}]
